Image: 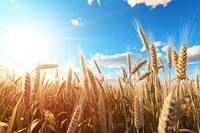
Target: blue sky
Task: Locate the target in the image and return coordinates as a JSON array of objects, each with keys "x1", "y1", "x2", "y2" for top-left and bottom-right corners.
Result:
[{"x1": 0, "y1": 0, "x2": 200, "y2": 81}]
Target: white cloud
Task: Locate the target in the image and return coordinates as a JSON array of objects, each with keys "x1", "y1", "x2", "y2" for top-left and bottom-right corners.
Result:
[
  {"x1": 161, "y1": 45, "x2": 169, "y2": 52},
  {"x1": 187, "y1": 45, "x2": 200, "y2": 64},
  {"x1": 88, "y1": 52, "x2": 144, "y2": 69},
  {"x1": 153, "y1": 41, "x2": 162, "y2": 47},
  {"x1": 104, "y1": 73, "x2": 118, "y2": 83},
  {"x1": 97, "y1": 0, "x2": 101, "y2": 5},
  {"x1": 88, "y1": 0, "x2": 172, "y2": 8},
  {"x1": 70, "y1": 18, "x2": 84, "y2": 27},
  {"x1": 127, "y1": 0, "x2": 172, "y2": 8}
]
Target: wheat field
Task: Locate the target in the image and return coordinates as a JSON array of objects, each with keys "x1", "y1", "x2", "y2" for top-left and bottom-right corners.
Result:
[{"x1": 0, "y1": 26, "x2": 200, "y2": 133}]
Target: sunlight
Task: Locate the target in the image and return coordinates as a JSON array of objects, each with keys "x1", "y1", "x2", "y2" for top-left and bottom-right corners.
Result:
[{"x1": 7, "y1": 29, "x2": 46, "y2": 72}]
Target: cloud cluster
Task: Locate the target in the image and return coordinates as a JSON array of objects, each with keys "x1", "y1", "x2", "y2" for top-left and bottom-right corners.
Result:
[
  {"x1": 70, "y1": 18, "x2": 84, "y2": 27},
  {"x1": 187, "y1": 45, "x2": 200, "y2": 64},
  {"x1": 88, "y1": 52, "x2": 144, "y2": 69},
  {"x1": 88, "y1": 0, "x2": 172, "y2": 8},
  {"x1": 127, "y1": 0, "x2": 172, "y2": 8}
]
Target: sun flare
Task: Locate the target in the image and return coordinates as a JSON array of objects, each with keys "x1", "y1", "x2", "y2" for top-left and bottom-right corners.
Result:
[{"x1": 6, "y1": 29, "x2": 46, "y2": 71}]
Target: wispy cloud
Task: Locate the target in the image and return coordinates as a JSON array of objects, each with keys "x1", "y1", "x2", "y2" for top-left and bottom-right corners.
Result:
[
  {"x1": 88, "y1": 52, "x2": 144, "y2": 69},
  {"x1": 8, "y1": 0, "x2": 22, "y2": 8},
  {"x1": 0, "y1": 23, "x2": 16, "y2": 48},
  {"x1": 88, "y1": 0, "x2": 94, "y2": 5},
  {"x1": 88, "y1": 0, "x2": 101, "y2": 5},
  {"x1": 187, "y1": 45, "x2": 200, "y2": 64},
  {"x1": 70, "y1": 18, "x2": 84, "y2": 27}
]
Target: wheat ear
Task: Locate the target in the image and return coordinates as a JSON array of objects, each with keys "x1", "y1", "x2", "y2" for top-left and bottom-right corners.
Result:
[
  {"x1": 177, "y1": 44, "x2": 187, "y2": 80},
  {"x1": 167, "y1": 46, "x2": 172, "y2": 68},
  {"x1": 131, "y1": 60, "x2": 147, "y2": 75},
  {"x1": 66, "y1": 105, "x2": 82, "y2": 133},
  {"x1": 150, "y1": 44, "x2": 158, "y2": 74},
  {"x1": 134, "y1": 96, "x2": 142, "y2": 130},
  {"x1": 158, "y1": 92, "x2": 178, "y2": 133},
  {"x1": 120, "y1": 65, "x2": 127, "y2": 80},
  {"x1": 173, "y1": 51, "x2": 179, "y2": 73},
  {"x1": 33, "y1": 70, "x2": 40, "y2": 94},
  {"x1": 80, "y1": 54, "x2": 87, "y2": 76},
  {"x1": 66, "y1": 68, "x2": 72, "y2": 90},
  {"x1": 87, "y1": 67, "x2": 99, "y2": 100},
  {"x1": 24, "y1": 72, "x2": 31, "y2": 115},
  {"x1": 137, "y1": 27, "x2": 149, "y2": 52},
  {"x1": 35, "y1": 64, "x2": 59, "y2": 71}
]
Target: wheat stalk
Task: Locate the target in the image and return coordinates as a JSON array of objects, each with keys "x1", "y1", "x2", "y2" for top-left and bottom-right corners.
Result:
[
  {"x1": 158, "y1": 58, "x2": 165, "y2": 72},
  {"x1": 127, "y1": 53, "x2": 131, "y2": 73},
  {"x1": 98, "y1": 90, "x2": 107, "y2": 133},
  {"x1": 93, "y1": 59, "x2": 101, "y2": 74},
  {"x1": 195, "y1": 73, "x2": 199, "y2": 89},
  {"x1": 73, "y1": 71, "x2": 80, "y2": 83}
]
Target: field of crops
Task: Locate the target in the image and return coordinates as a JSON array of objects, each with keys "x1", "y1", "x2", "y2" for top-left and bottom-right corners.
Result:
[{"x1": 0, "y1": 26, "x2": 200, "y2": 133}]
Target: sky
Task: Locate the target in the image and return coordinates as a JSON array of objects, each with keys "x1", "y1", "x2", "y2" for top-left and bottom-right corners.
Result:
[{"x1": 0, "y1": 0, "x2": 200, "y2": 82}]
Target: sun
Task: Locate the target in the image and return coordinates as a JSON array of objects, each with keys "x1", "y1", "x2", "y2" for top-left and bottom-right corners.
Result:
[{"x1": 6, "y1": 29, "x2": 47, "y2": 72}]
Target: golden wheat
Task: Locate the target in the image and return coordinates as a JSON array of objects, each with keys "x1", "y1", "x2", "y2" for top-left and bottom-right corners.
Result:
[
  {"x1": 137, "y1": 27, "x2": 149, "y2": 52},
  {"x1": 131, "y1": 60, "x2": 147, "y2": 75},
  {"x1": 167, "y1": 46, "x2": 172, "y2": 68},
  {"x1": 35, "y1": 64, "x2": 59, "y2": 71},
  {"x1": 150, "y1": 44, "x2": 158, "y2": 74},
  {"x1": 23, "y1": 72, "x2": 31, "y2": 115},
  {"x1": 177, "y1": 44, "x2": 187, "y2": 80},
  {"x1": 158, "y1": 92, "x2": 177, "y2": 133}
]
